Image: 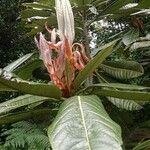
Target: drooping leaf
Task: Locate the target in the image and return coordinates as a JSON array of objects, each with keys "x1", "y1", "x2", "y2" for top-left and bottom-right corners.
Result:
[
  {"x1": 0, "y1": 94, "x2": 56, "y2": 114},
  {"x1": 107, "y1": 97, "x2": 143, "y2": 111},
  {"x1": 90, "y1": 85, "x2": 150, "y2": 101},
  {"x1": 101, "y1": 61, "x2": 144, "y2": 79},
  {"x1": 0, "y1": 109, "x2": 53, "y2": 125},
  {"x1": 95, "y1": 73, "x2": 145, "y2": 111},
  {"x1": 48, "y1": 95, "x2": 123, "y2": 150},
  {"x1": 3, "y1": 53, "x2": 34, "y2": 72},
  {"x1": 86, "y1": 83, "x2": 150, "y2": 91},
  {"x1": 0, "y1": 69, "x2": 61, "y2": 99},
  {"x1": 73, "y1": 40, "x2": 116, "y2": 89}
]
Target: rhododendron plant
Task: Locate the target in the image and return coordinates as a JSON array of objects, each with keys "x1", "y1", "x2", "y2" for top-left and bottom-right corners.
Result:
[
  {"x1": 1, "y1": 0, "x2": 150, "y2": 150},
  {"x1": 35, "y1": 0, "x2": 89, "y2": 97}
]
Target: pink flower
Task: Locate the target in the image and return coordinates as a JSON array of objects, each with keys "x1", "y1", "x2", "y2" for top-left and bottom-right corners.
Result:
[{"x1": 35, "y1": 0, "x2": 89, "y2": 97}]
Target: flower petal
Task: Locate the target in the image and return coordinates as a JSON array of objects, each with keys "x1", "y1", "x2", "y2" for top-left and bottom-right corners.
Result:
[
  {"x1": 73, "y1": 43, "x2": 90, "y2": 63},
  {"x1": 64, "y1": 37, "x2": 72, "y2": 59},
  {"x1": 45, "y1": 22, "x2": 57, "y2": 44},
  {"x1": 73, "y1": 51, "x2": 85, "y2": 70},
  {"x1": 55, "y1": 0, "x2": 75, "y2": 45}
]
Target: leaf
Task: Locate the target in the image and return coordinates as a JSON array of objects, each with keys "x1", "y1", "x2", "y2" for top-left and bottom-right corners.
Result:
[
  {"x1": 21, "y1": 9, "x2": 51, "y2": 19},
  {"x1": 133, "y1": 140, "x2": 150, "y2": 150},
  {"x1": 103, "y1": 0, "x2": 133, "y2": 14},
  {"x1": 25, "y1": 15, "x2": 57, "y2": 36},
  {"x1": 101, "y1": 61, "x2": 144, "y2": 79},
  {"x1": 130, "y1": 41, "x2": 150, "y2": 49},
  {"x1": 0, "y1": 94, "x2": 56, "y2": 114},
  {"x1": 0, "y1": 69, "x2": 61, "y2": 99},
  {"x1": 48, "y1": 95, "x2": 123, "y2": 150},
  {"x1": 122, "y1": 29, "x2": 139, "y2": 46},
  {"x1": 73, "y1": 40, "x2": 116, "y2": 89},
  {"x1": 3, "y1": 121, "x2": 50, "y2": 149},
  {"x1": 87, "y1": 83, "x2": 150, "y2": 91},
  {"x1": 92, "y1": 87, "x2": 150, "y2": 101},
  {"x1": 3, "y1": 53, "x2": 34, "y2": 72},
  {"x1": 95, "y1": 74, "x2": 145, "y2": 111},
  {"x1": 0, "y1": 83, "x2": 13, "y2": 91},
  {"x1": 23, "y1": 2, "x2": 52, "y2": 10},
  {"x1": 107, "y1": 97, "x2": 143, "y2": 111},
  {"x1": 0, "y1": 109, "x2": 53, "y2": 125},
  {"x1": 14, "y1": 59, "x2": 42, "y2": 80},
  {"x1": 35, "y1": 0, "x2": 55, "y2": 6}
]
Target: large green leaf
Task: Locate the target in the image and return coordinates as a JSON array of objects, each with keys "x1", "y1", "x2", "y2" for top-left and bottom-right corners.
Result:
[
  {"x1": 0, "y1": 95, "x2": 56, "y2": 114},
  {"x1": 3, "y1": 53, "x2": 34, "y2": 72},
  {"x1": 48, "y1": 95, "x2": 123, "y2": 150},
  {"x1": 73, "y1": 40, "x2": 116, "y2": 89},
  {"x1": 0, "y1": 69, "x2": 61, "y2": 99},
  {"x1": 101, "y1": 61, "x2": 144, "y2": 79}
]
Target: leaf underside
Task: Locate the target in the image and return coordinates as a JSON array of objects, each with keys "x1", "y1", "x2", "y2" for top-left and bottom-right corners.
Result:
[{"x1": 48, "y1": 95, "x2": 122, "y2": 150}]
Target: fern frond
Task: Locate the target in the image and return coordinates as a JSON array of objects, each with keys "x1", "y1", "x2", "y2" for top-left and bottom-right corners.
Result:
[{"x1": 2, "y1": 121, "x2": 51, "y2": 150}]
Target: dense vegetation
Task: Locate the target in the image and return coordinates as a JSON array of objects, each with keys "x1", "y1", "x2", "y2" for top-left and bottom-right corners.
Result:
[{"x1": 0, "y1": 0, "x2": 150, "y2": 150}]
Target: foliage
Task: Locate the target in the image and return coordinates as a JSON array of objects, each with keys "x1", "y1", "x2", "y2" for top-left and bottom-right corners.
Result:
[
  {"x1": 0, "y1": 0, "x2": 35, "y2": 67},
  {"x1": 0, "y1": 0, "x2": 150, "y2": 150},
  {"x1": 2, "y1": 121, "x2": 50, "y2": 150},
  {"x1": 48, "y1": 95, "x2": 123, "y2": 150}
]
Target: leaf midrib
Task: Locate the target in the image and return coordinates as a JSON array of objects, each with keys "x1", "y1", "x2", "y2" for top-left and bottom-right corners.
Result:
[{"x1": 78, "y1": 96, "x2": 92, "y2": 150}]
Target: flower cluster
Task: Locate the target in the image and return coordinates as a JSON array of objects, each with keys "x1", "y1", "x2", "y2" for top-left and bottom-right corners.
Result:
[{"x1": 35, "y1": 0, "x2": 89, "y2": 97}]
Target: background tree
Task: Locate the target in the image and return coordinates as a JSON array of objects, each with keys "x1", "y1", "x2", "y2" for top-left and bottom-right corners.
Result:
[{"x1": 0, "y1": 0, "x2": 35, "y2": 67}]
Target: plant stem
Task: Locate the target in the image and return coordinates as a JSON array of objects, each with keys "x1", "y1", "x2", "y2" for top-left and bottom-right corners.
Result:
[
  {"x1": 80, "y1": 10, "x2": 91, "y2": 58},
  {"x1": 83, "y1": 23, "x2": 91, "y2": 57}
]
